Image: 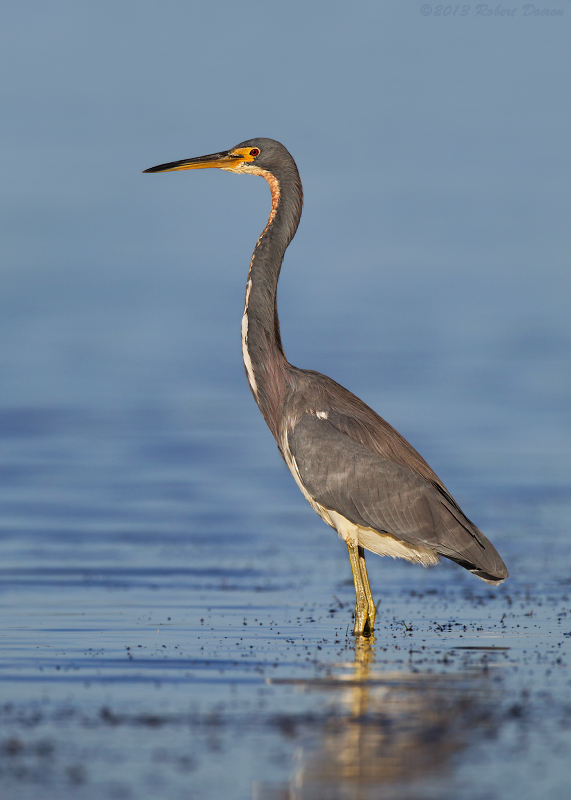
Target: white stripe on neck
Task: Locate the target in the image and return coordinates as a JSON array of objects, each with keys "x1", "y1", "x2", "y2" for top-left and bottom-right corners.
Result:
[{"x1": 241, "y1": 279, "x2": 258, "y2": 399}]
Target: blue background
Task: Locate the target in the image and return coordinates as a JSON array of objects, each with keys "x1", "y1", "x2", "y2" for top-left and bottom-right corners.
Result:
[{"x1": 2, "y1": 0, "x2": 569, "y2": 490}]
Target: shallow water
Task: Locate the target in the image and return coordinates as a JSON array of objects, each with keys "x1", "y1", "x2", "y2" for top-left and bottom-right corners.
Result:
[{"x1": 0, "y1": 400, "x2": 570, "y2": 800}]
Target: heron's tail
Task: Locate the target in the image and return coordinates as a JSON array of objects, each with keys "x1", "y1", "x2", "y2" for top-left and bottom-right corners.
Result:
[{"x1": 434, "y1": 495, "x2": 509, "y2": 585}]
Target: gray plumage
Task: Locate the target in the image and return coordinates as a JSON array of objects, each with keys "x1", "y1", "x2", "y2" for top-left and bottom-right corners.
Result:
[
  {"x1": 284, "y1": 370, "x2": 506, "y2": 583},
  {"x1": 144, "y1": 136, "x2": 508, "y2": 634}
]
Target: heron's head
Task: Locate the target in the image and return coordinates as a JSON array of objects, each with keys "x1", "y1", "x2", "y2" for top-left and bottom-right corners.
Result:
[{"x1": 143, "y1": 138, "x2": 293, "y2": 177}]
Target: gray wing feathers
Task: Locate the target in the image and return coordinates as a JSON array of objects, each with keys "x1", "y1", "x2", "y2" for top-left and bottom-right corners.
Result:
[{"x1": 288, "y1": 414, "x2": 507, "y2": 580}]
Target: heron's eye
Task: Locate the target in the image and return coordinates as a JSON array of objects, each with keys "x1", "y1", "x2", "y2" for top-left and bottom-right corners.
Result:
[{"x1": 249, "y1": 148, "x2": 260, "y2": 157}]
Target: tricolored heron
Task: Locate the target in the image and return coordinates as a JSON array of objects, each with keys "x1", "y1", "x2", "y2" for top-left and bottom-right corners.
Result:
[{"x1": 144, "y1": 138, "x2": 508, "y2": 636}]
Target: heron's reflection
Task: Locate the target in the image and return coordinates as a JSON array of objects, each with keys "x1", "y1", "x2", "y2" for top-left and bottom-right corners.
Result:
[{"x1": 255, "y1": 638, "x2": 499, "y2": 800}]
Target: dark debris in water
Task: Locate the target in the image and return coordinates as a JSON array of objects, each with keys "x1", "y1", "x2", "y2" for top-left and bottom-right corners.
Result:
[{"x1": 0, "y1": 407, "x2": 570, "y2": 798}]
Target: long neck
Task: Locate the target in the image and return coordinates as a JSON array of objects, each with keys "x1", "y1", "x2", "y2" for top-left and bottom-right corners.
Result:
[{"x1": 241, "y1": 163, "x2": 303, "y2": 439}]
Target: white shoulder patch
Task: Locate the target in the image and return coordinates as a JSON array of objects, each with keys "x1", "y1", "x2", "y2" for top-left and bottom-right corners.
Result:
[{"x1": 316, "y1": 411, "x2": 328, "y2": 420}]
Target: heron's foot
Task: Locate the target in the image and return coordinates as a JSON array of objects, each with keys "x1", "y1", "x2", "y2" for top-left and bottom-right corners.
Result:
[{"x1": 353, "y1": 599, "x2": 376, "y2": 637}]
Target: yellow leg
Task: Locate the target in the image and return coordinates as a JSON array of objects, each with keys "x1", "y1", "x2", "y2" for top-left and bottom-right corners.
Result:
[
  {"x1": 347, "y1": 543, "x2": 375, "y2": 635},
  {"x1": 359, "y1": 545, "x2": 376, "y2": 632}
]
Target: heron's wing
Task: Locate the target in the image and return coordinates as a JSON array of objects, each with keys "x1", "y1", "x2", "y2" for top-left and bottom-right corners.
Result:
[
  {"x1": 288, "y1": 413, "x2": 507, "y2": 580},
  {"x1": 289, "y1": 371, "x2": 464, "y2": 505}
]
